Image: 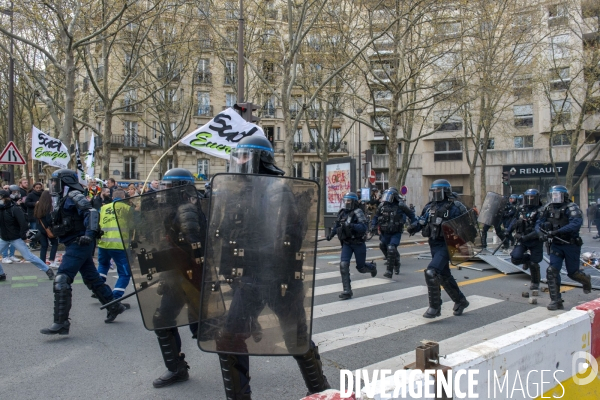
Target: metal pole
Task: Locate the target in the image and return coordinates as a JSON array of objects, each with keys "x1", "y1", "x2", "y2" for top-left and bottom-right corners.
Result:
[
  {"x1": 8, "y1": 1, "x2": 14, "y2": 183},
  {"x1": 237, "y1": 0, "x2": 244, "y2": 103},
  {"x1": 356, "y1": 108, "x2": 363, "y2": 188}
]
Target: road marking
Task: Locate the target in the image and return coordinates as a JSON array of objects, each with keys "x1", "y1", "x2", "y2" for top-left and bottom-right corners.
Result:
[
  {"x1": 362, "y1": 307, "x2": 563, "y2": 371},
  {"x1": 312, "y1": 295, "x2": 503, "y2": 353},
  {"x1": 10, "y1": 276, "x2": 38, "y2": 281},
  {"x1": 12, "y1": 283, "x2": 38, "y2": 288},
  {"x1": 315, "y1": 271, "x2": 344, "y2": 281},
  {"x1": 314, "y1": 278, "x2": 392, "y2": 296},
  {"x1": 457, "y1": 274, "x2": 506, "y2": 286}
]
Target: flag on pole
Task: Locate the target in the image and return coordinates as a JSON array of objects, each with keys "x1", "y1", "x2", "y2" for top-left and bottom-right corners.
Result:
[
  {"x1": 85, "y1": 135, "x2": 95, "y2": 179},
  {"x1": 75, "y1": 141, "x2": 86, "y2": 185},
  {"x1": 31, "y1": 126, "x2": 70, "y2": 168}
]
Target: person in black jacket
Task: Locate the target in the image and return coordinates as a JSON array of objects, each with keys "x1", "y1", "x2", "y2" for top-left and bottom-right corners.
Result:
[
  {"x1": 25, "y1": 182, "x2": 43, "y2": 249},
  {"x1": 0, "y1": 190, "x2": 54, "y2": 281}
]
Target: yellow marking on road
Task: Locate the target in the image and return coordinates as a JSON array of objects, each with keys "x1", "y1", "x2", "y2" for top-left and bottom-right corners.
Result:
[{"x1": 456, "y1": 274, "x2": 506, "y2": 286}]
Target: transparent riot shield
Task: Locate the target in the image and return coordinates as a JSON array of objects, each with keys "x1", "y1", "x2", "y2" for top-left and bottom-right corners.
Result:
[
  {"x1": 114, "y1": 185, "x2": 206, "y2": 331},
  {"x1": 455, "y1": 194, "x2": 474, "y2": 210},
  {"x1": 442, "y1": 210, "x2": 482, "y2": 265},
  {"x1": 198, "y1": 173, "x2": 320, "y2": 356},
  {"x1": 478, "y1": 192, "x2": 507, "y2": 227}
]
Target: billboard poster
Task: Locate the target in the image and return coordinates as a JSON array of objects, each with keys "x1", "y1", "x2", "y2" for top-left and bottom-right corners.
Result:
[{"x1": 325, "y1": 161, "x2": 352, "y2": 213}]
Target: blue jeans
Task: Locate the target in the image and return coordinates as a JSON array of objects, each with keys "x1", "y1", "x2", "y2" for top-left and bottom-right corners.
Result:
[
  {"x1": 97, "y1": 247, "x2": 132, "y2": 299},
  {"x1": 0, "y1": 238, "x2": 49, "y2": 276},
  {"x1": 2, "y1": 244, "x2": 15, "y2": 258},
  {"x1": 57, "y1": 241, "x2": 113, "y2": 299}
]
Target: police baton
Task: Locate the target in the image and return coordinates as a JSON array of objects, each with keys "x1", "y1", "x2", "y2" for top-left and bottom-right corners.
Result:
[
  {"x1": 99, "y1": 279, "x2": 160, "y2": 310},
  {"x1": 539, "y1": 228, "x2": 570, "y2": 245}
]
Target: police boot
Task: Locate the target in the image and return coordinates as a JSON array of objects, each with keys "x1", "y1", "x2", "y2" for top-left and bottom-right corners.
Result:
[
  {"x1": 480, "y1": 230, "x2": 487, "y2": 249},
  {"x1": 339, "y1": 262, "x2": 353, "y2": 300},
  {"x1": 394, "y1": 251, "x2": 401, "y2": 275},
  {"x1": 294, "y1": 345, "x2": 331, "y2": 395},
  {"x1": 219, "y1": 354, "x2": 252, "y2": 400},
  {"x1": 529, "y1": 262, "x2": 541, "y2": 291},
  {"x1": 40, "y1": 274, "x2": 72, "y2": 335},
  {"x1": 369, "y1": 261, "x2": 377, "y2": 278},
  {"x1": 90, "y1": 285, "x2": 126, "y2": 323},
  {"x1": 546, "y1": 267, "x2": 564, "y2": 311},
  {"x1": 439, "y1": 275, "x2": 469, "y2": 316},
  {"x1": 569, "y1": 270, "x2": 592, "y2": 294},
  {"x1": 423, "y1": 269, "x2": 442, "y2": 318},
  {"x1": 153, "y1": 329, "x2": 189, "y2": 388}
]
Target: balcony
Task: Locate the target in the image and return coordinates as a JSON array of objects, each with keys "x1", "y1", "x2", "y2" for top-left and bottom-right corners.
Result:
[
  {"x1": 292, "y1": 141, "x2": 348, "y2": 153},
  {"x1": 194, "y1": 104, "x2": 213, "y2": 117},
  {"x1": 111, "y1": 134, "x2": 151, "y2": 148},
  {"x1": 261, "y1": 106, "x2": 276, "y2": 118},
  {"x1": 155, "y1": 101, "x2": 181, "y2": 114},
  {"x1": 122, "y1": 171, "x2": 140, "y2": 180},
  {"x1": 157, "y1": 68, "x2": 181, "y2": 82},
  {"x1": 195, "y1": 72, "x2": 212, "y2": 85},
  {"x1": 120, "y1": 100, "x2": 139, "y2": 113},
  {"x1": 373, "y1": 41, "x2": 395, "y2": 53}
]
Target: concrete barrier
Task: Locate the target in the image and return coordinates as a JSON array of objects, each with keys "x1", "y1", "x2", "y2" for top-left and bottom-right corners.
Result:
[{"x1": 357, "y1": 300, "x2": 600, "y2": 399}]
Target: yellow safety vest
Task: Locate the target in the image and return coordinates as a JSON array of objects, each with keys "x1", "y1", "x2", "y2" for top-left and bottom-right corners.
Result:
[{"x1": 98, "y1": 202, "x2": 130, "y2": 250}]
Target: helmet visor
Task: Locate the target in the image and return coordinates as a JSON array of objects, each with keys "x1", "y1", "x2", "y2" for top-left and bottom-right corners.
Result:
[
  {"x1": 229, "y1": 148, "x2": 261, "y2": 174},
  {"x1": 344, "y1": 199, "x2": 354, "y2": 210},
  {"x1": 49, "y1": 178, "x2": 63, "y2": 196},
  {"x1": 523, "y1": 194, "x2": 538, "y2": 206},
  {"x1": 550, "y1": 191, "x2": 564, "y2": 204},
  {"x1": 429, "y1": 188, "x2": 445, "y2": 202},
  {"x1": 381, "y1": 192, "x2": 395, "y2": 203}
]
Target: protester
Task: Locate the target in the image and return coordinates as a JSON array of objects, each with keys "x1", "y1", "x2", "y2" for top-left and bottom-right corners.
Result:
[
  {"x1": 106, "y1": 178, "x2": 117, "y2": 196},
  {"x1": 148, "y1": 180, "x2": 160, "y2": 192},
  {"x1": 25, "y1": 182, "x2": 44, "y2": 249},
  {"x1": 34, "y1": 191, "x2": 59, "y2": 268}
]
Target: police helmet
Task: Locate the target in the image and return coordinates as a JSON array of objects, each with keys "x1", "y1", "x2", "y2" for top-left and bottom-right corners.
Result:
[
  {"x1": 204, "y1": 182, "x2": 211, "y2": 190},
  {"x1": 523, "y1": 189, "x2": 540, "y2": 206},
  {"x1": 509, "y1": 194, "x2": 518, "y2": 203},
  {"x1": 343, "y1": 192, "x2": 359, "y2": 211},
  {"x1": 381, "y1": 187, "x2": 400, "y2": 203},
  {"x1": 549, "y1": 185, "x2": 569, "y2": 204},
  {"x1": 429, "y1": 179, "x2": 452, "y2": 202},
  {"x1": 50, "y1": 169, "x2": 85, "y2": 195},
  {"x1": 161, "y1": 168, "x2": 195, "y2": 189},
  {"x1": 229, "y1": 135, "x2": 284, "y2": 176}
]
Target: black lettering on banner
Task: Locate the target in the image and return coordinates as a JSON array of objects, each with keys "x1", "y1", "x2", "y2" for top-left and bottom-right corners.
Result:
[
  {"x1": 38, "y1": 133, "x2": 63, "y2": 150},
  {"x1": 209, "y1": 112, "x2": 259, "y2": 143}
]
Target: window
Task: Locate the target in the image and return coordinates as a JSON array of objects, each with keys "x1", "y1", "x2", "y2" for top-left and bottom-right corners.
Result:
[
  {"x1": 438, "y1": 21, "x2": 460, "y2": 37},
  {"x1": 197, "y1": 91, "x2": 210, "y2": 116},
  {"x1": 83, "y1": 78, "x2": 89, "y2": 92},
  {"x1": 197, "y1": 159, "x2": 209, "y2": 176},
  {"x1": 225, "y1": 61, "x2": 236, "y2": 85},
  {"x1": 548, "y1": 4, "x2": 568, "y2": 28},
  {"x1": 551, "y1": 132, "x2": 572, "y2": 146},
  {"x1": 513, "y1": 13, "x2": 532, "y2": 33},
  {"x1": 434, "y1": 140, "x2": 463, "y2": 161},
  {"x1": 197, "y1": 59, "x2": 211, "y2": 84},
  {"x1": 124, "y1": 121, "x2": 138, "y2": 146},
  {"x1": 262, "y1": 95, "x2": 276, "y2": 116},
  {"x1": 294, "y1": 129, "x2": 303, "y2": 144},
  {"x1": 374, "y1": 90, "x2": 392, "y2": 102},
  {"x1": 550, "y1": 67, "x2": 570, "y2": 91},
  {"x1": 514, "y1": 135, "x2": 534, "y2": 148},
  {"x1": 309, "y1": 63, "x2": 322, "y2": 86},
  {"x1": 290, "y1": 95, "x2": 302, "y2": 117},
  {"x1": 124, "y1": 89, "x2": 137, "y2": 112},
  {"x1": 514, "y1": 43, "x2": 533, "y2": 65},
  {"x1": 514, "y1": 104, "x2": 533, "y2": 127},
  {"x1": 371, "y1": 60, "x2": 396, "y2": 80},
  {"x1": 225, "y1": 1, "x2": 239, "y2": 19},
  {"x1": 309, "y1": 128, "x2": 319, "y2": 143},
  {"x1": 123, "y1": 156, "x2": 136, "y2": 179},
  {"x1": 434, "y1": 111, "x2": 462, "y2": 131},
  {"x1": 433, "y1": 52, "x2": 458, "y2": 71},
  {"x1": 306, "y1": 34, "x2": 321, "y2": 51},
  {"x1": 485, "y1": 138, "x2": 495, "y2": 150},
  {"x1": 513, "y1": 76, "x2": 532, "y2": 97},
  {"x1": 370, "y1": 143, "x2": 401, "y2": 154},
  {"x1": 262, "y1": 28, "x2": 275, "y2": 44},
  {"x1": 225, "y1": 27, "x2": 238, "y2": 45},
  {"x1": 292, "y1": 162, "x2": 303, "y2": 178},
  {"x1": 551, "y1": 99, "x2": 571, "y2": 123},
  {"x1": 226, "y1": 93, "x2": 236, "y2": 108},
  {"x1": 263, "y1": 60, "x2": 276, "y2": 83},
  {"x1": 372, "y1": 115, "x2": 391, "y2": 133},
  {"x1": 548, "y1": 35, "x2": 570, "y2": 60},
  {"x1": 166, "y1": 158, "x2": 174, "y2": 170},
  {"x1": 310, "y1": 162, "x2": 321, "y2": 181},
  {"x1": 329, "y1": 128, "x2": 341, "y2": 143}
]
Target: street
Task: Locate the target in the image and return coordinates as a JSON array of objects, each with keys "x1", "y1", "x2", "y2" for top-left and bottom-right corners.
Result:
[{"x1": 1, "y1": 231, "x2": 599, "y2": 400}]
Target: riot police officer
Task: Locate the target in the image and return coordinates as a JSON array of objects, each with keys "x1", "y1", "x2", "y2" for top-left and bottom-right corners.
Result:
[
  {"x1": 371, "y1": 187, "x2": 416, "y2": 277},
  {"x1": 407, "y1": 180, "x2": 469, "y2": 319},
  {"x1": 40, "y1": 169, "x2": 126, "y2": 335},
  {"x1": 210, "y1": 135, "x2": 330, "y2": 400},
  {"x1": 328, "y1": 192, "x2": 377, "y2": 300},
  {"x1": 507, "y1": 189, "x2": 544, "y2": 290},
  {"x1": 592, "y1": 200, "x2": 600, "y2": 239},
  {"x1": 536, "y1": 185, "x2": 591, "y2": 310},
  {"x1": 151, "y1": 168, "x2": 206, "y2": 388},
  {"x1": 501, "y1": 194, "x2": 519, "y2": 249}
]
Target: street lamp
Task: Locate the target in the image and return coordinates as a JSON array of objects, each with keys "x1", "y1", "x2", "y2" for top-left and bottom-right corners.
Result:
[
  {"x1": 1, "y1": 1, "x2": 14, "y2": 184},
  {"x1": 356, "y1": 108, "x2": 363, "y2": 188},
  {"x1": 237, "y1": 0, "x2": 244, "y2": 103}
]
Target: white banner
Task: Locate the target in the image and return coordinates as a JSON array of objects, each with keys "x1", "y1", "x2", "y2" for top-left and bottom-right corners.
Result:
[
  {"x1": 85, "y1": 134, "x2": 95, "y2": 179},
  {"x1": 75, "y1": 141, "x2": 86, "y2": 185},
  {"x1": 180, "y1": 107, "x2": 266, "y2": 159},
  {"x1": 31, "y1": 126, "x2": 70, "y2": 169}
]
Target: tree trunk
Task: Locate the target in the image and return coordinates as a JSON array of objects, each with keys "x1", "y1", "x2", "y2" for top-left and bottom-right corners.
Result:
[{"x1": 59, "y1": 50, "x2": 76, "y2": 147}]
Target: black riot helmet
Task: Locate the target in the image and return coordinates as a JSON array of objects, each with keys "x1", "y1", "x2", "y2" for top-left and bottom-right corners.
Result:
[
  {"x1": 343, "y1": 192, "x2": 359, "y2": 210},
  {"x1": 523, "y1": 189, "x2": 540, "y2": 206},
  {"x1": 229, "y1": 135, "x2": 284, "y2": 176},
  {"x1": 429, "y1": 179, "x2": 452, "y2": 202},
  {"x1": 161, "y1": 168, "x2": 195, "y2": 189},
  {"x1": 381, "y1": 187, "x2": 400, "y2": 203},
  {"x1": 50, "y1": 169, "x2": 85, "y2": 196}
]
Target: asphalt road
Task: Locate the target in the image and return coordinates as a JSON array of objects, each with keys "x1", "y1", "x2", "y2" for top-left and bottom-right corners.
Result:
[{"x1": 1, "y1": 231, "x2": 599, "y2": 400}]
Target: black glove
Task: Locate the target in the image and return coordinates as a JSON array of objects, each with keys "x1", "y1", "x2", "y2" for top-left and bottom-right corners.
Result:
[
  {"x1": 407, "y1": 224, "x2": 417, "y2": 236},
  {"x1": 522, "y1": 231, "x2": 538, "y2": 242},
  {"x1": 549, "y1": 230, "x2": 560, "y2": 237},
  {"x1": 513, "y1": 232, "x2": 522, "y2": 242},
  {"x1": 326, "y1": 232, "x2": 334, "y2": 241},
  {"x1": 77, "y1": 235, "x2": 93, "y2": 246}
]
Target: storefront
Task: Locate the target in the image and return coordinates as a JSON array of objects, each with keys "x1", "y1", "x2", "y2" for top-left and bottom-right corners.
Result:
[{"x1": 502, "y1": 162, "x2": 600, "y2": 207}]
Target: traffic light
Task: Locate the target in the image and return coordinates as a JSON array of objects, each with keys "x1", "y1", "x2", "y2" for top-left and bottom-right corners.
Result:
[
  {"x1": 502, "y1": 171, "x2": 510, "y2": 185},
  {"x1": 234, "y1": 102, "x2": 260, "y2": 123},
  {"x1": 1, "y1": 170, "x2": 11, "y2": 182}
]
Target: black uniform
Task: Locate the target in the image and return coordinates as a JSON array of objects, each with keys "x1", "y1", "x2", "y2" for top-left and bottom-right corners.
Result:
[{"x1": 507, "y1": 204, "x2": 544, "y2": 290}]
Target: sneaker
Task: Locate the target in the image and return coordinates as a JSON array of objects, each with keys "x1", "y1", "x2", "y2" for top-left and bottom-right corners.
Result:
[
  {"x1": 45, "y1": 269, "x2": 55, "y2": 280},
  {"x1": 49, "y1": 261, "x2": 59, "y2": 269},
  {"x1": 9, "y1": 256, "x2": 21, "y2": 263},
  {"x1": 2, "y1": 258, "x2": 13, "y2": 264}
]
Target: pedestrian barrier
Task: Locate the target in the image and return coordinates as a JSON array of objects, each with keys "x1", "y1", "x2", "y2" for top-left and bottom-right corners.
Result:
[{"x1": 355, "y1": 298, "x2": 600, "y2": 399}]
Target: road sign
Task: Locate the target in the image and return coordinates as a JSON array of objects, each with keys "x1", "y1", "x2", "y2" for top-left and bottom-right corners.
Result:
[
  {"x1": 369, "y1": 170, "x2": 376, "y2": 184},
  {"x1": 401, "y1": 185, "x2": 408, "y2": 195},
  {"x1": 0, "y1": 141, "x2": 26, "y2": 165}
]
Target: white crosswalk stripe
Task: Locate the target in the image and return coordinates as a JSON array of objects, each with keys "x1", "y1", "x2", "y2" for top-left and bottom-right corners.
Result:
[{"x1": 313, "y1": 278, "x2": 392, "y2": 296}]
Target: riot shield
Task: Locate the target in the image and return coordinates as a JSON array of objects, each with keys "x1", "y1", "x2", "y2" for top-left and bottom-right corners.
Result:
[
  {"x1": 198, "y1": 173, "x2": 320, "y2": 356},
  {"x1": 114, "y1": 186, "x2": 206, "y2": 331},
  {"x1": 442, "y1": 210, "x2": 482, "y2": 265},
  {"x1": 478, "y1": 192, "x2": 507, "y2": 227},
  {"x1": 455, "y1": 194, "x2": 474, "y2": 210}
]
